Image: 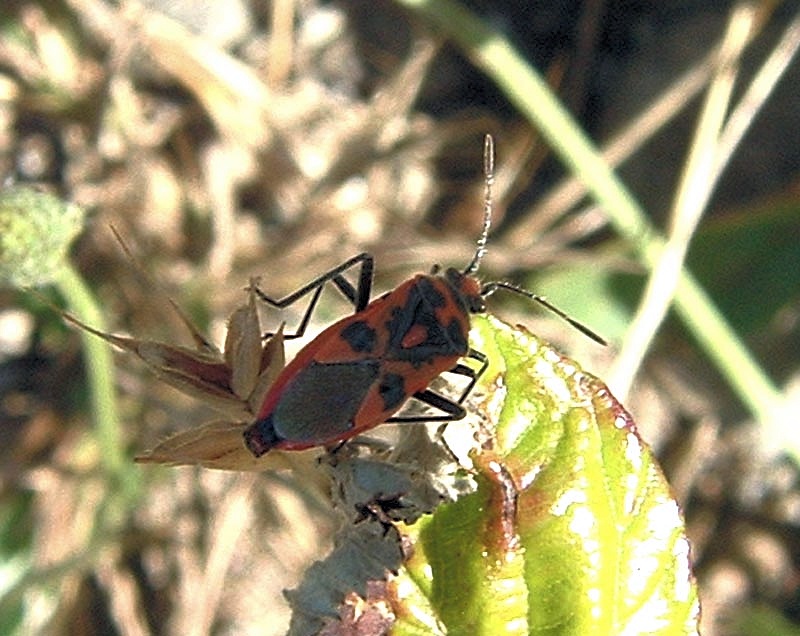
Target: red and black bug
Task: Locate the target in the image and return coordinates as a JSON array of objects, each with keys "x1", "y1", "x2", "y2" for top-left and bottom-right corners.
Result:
[{"x1": 243, "y1": 135, "x2": 604, "y2": 457}]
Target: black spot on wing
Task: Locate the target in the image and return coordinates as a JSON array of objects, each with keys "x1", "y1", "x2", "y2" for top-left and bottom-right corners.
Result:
[
  {"x1": 379, "y1": 372, "x2": 406, "y2": 411},
  {"x1": 386, "y1": 277, "x2": 468, "y2": 366},
  {"x1": 272, "y1": 360, "x2": 379, "y2": 443},
  {"x1": 416, "y1": 277, "x2": 447, "y2": 307},
  {"x1": 340, "y1": 320, "x2": 377, "y2": 353},
  {"x1": 446, "y1": 318, "x2": 468, "y2": 352}
]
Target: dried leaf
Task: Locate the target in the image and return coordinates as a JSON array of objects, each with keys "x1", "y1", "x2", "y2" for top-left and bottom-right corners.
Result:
[
  {"x1": 225, "y1": 291, "x2": 265, "y2": 400},
  {"x1": 59, "y1": 285, "x2": 288, "y2": 468},
  {"x1": 135, "y1": 420, "x2": 316, "y2": 471},
  {"x1": 61, "y1": 311, "x2": 247, "y2": 417}
]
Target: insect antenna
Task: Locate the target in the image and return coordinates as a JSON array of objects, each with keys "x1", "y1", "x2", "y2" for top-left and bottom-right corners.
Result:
[
  {"x1": 464, "y1": 134, "x2": 606, "y2": 346},
  {"x1": 463, "y1": 134, "x2": 495, "y2": 276},
  {"x1": 481, "y1": 281, "x2": 608, "y2": 346}
]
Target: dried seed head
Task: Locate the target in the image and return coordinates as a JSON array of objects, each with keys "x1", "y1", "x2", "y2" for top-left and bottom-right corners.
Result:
[{"x1": 0, "y1": 186, "x2": 85, "y2": 287}]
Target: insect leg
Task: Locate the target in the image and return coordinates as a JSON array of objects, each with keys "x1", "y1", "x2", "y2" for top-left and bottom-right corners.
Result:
[
  {"x1": 250, "y1": 252, "x2": 374, "y2": 340},
  {"x1": 387, "y1": 390, "x2": 466, "y2": 423},
  {"x1": 386, "y1": 389, "x2": 468, "y2": 465},
  {"x1": 453, "y1": 348, "x2": 488, "y2": 405},
  {"x1": 386, "y1": 347, "x2": 487, "y2": 424},
  {"x1": 385, "y1": 350, "x2": 488, "y2": 462}
]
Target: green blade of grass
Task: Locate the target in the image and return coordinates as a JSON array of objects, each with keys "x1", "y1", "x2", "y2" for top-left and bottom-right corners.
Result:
[{"x1": 54, "y1": 264, "x2": 126, "y2": 478}]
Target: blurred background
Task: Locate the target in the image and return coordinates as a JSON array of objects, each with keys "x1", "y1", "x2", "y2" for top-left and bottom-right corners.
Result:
[{"x1": 1, "y1": 1, "x2": 799, "y2": 634}]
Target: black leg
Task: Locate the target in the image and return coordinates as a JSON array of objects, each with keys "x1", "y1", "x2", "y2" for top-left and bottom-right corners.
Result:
[
  {"x1": 249, "y1": 252, "x2": 374, "y2": 340},
  {"x1": 454, "y1": 348, "x2": 488, "y2": 405},
  {"x1": 386, "y1": 389, "x2": 466, "y2": 423},
  {"x1": 386, "y1": 346, "x2": 488, "y2": 424}
]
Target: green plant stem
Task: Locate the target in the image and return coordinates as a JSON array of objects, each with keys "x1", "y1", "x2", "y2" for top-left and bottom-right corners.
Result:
[
  {"x1": 0, "y1": 496, "x2": 122, "y2": 619},
  {"x1": 53, "y1": 263, "x2": 132, "y2": 489},
  {"x1": 1, "y1": 265, "x2": 141, "y2": 620},
  {"x1": 396, "y1": 0, "x2": 787, "y2": 433}
]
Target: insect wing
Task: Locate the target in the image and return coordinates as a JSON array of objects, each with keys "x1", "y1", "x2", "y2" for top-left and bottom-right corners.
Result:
[
  {"x1": 245, "y1": 296, "x2": 393, "y2": 453},
  {"x1": 268, "y1": 358, "x2": 381, "y2": 446}
]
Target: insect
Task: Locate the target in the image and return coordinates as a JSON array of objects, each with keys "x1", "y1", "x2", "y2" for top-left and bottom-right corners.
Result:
[{"x1": 243, "y1": 135, "x2": 604, "y2": 456}]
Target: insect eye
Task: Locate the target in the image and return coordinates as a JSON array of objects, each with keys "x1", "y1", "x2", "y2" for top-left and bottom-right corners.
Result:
[
  {"x1": 444, "y1": 268, "x2": 484, "y2": 312},
  {"x1": 467, "y1": 296, "x2": 485, "y2": 313}
]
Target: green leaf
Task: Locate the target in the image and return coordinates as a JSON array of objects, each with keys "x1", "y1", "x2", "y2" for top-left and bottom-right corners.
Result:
[
  {"x1": 394, "y1": 314, "x2": 699, "y2": 636},
  {"x1": 687, "y1": 200, "x2": 800, "y2": 334}
]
